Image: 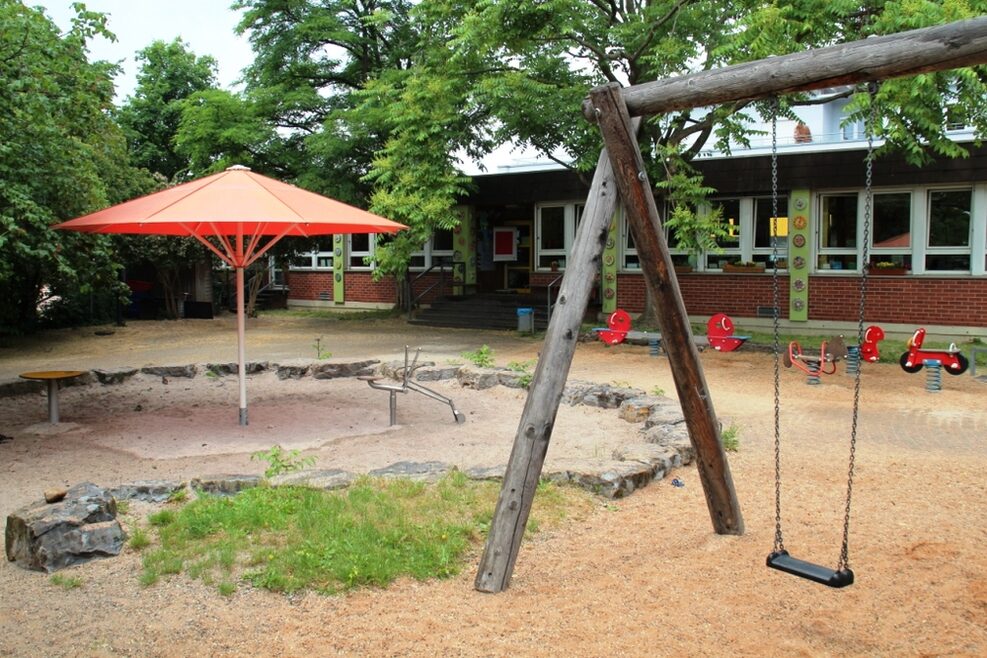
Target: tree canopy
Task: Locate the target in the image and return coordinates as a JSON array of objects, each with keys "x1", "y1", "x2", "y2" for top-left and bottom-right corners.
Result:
[
  {"x1": 116, "y1": 38, "x2": 218, "y2": 181},
  {"x1": 0, "y1": 1, "x2": 155, "y2": 334}
]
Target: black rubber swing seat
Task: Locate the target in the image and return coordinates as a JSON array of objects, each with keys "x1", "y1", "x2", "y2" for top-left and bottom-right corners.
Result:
[{"x1": 767, "y1": 551, "x2": 854, "y2": 588}]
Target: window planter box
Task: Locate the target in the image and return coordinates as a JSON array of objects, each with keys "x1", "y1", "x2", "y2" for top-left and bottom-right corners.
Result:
[
  {"x1": 868, "y1": 266, "x2": 909, "y2": 275},
  {"x1": 723, "y1": 263, "x2": 766, "y2": 273}
]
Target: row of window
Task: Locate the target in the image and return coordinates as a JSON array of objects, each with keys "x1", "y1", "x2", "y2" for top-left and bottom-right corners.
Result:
[
  {"x1": 288, "y1": 230, "x2": 458, "y2": 271},
  {"x1": 289, "y1": 234, "x2": 375, "y2": 270},
  {"x1": 536, "y1": 184, "x2": 986, "y2": 274},
  {"x1": 287, "y1": 185, "x2": 985, "y2": 275}
]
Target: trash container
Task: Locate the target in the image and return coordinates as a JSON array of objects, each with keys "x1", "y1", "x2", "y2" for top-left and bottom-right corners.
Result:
[{"x1": 516, "y1": 307, "x2": 534, "y2": 333}]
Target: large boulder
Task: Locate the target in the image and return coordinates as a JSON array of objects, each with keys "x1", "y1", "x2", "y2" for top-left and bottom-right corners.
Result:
[{"x1": 5, "y1": 483, "x2": 125, "y2": 572}]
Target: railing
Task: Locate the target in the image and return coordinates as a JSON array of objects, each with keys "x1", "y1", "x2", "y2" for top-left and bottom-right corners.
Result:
[
  {"x1": 406, "y1": 259, "x2": 466, "y2": 319},
  {"x1": 546, "y1": 273, "x2": 564, "y2": 323}
]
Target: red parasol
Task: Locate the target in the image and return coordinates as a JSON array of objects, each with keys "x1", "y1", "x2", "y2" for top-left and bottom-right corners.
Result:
[{"x1": 56, "y1": 165, "x2": 406, "y2": 425}]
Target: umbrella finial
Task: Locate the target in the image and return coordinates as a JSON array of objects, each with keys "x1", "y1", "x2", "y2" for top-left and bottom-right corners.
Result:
[{"x1": 226, "y1": 164, "x2": 251, "y2": 171}]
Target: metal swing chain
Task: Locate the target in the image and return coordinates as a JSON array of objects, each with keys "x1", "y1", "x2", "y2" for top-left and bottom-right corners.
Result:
[
  {"x1": 837, "y1": 82, "x2": 879, "y2": 573},
  {"x1": 770, "y1": 98, "x2": 784, "y2": 554}
]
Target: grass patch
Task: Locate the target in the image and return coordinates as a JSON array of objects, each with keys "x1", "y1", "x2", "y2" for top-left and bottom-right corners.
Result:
[
  {"x1": 49, "y1": 574, "x2": 83, "y2": 590},
  {"x1": 128, "y1": 526, "x2": 152, "y2": 551},
  {"x1": 139, "y1": 472, "x2": 591, "y2": 596}
]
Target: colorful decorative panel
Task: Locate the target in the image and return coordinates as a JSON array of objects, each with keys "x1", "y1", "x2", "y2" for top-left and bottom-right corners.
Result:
[
  {"x1": 788, "y1": 189, "x2": 810, "y2": 322},
  {"x1": 602, "y1": 212, "x2": 619, "y2": 314},
  {"x1": 333, "y1": 234, "x2": 345, "y2": 303}
]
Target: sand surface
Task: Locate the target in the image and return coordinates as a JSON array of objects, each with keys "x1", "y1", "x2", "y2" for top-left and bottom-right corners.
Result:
[{"x1": 1, "y1": 315, "x2": 985, "y2": 657}]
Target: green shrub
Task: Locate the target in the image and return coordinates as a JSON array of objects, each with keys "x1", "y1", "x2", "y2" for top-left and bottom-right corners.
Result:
[
  {"x1": 251, "y1": 445, "x2": 316, "y2": 478},
  {"x1": 461, "y1": 345, "x2": 495, "y2": 368}
]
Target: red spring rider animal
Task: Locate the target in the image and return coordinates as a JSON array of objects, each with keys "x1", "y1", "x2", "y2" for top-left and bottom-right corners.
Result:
[
  {"x1": 859, "y1": 325, "x2": 885, "y2": 363},
  {"x1": 899, "y1": 328, "x2": 968, "y2": 375}
]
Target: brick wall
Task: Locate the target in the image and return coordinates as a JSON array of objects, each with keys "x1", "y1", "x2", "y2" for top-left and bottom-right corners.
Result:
[
  {"x1": 809, "y1": 276, "x2": 987, "y2": 326},
  {"x1": 285, "y1": 271, "x2": 397, "y2": 304},
  {"x1": 344, "y1": 272, "x2": 396, "y2": 303},
  {"x1": 285, "y1": 271, "x2": 333, "y2": 301},
  {"x1": 616, "y1": 272, "x2": 987, "y2": 327},
  {"x1": 617, "y1": 272, "x2": 786, "y2": 317}
]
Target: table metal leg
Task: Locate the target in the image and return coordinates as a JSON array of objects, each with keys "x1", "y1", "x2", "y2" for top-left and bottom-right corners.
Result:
[{"x1": 46, "y1": 380, "x2": 59, "y2": 423}]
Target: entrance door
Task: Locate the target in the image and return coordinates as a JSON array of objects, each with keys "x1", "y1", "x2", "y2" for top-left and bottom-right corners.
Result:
[{"x1": 502, "y1": 221, "x2": 531, "y2": 292}]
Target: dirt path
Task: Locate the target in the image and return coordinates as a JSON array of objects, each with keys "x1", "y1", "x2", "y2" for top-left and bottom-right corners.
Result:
[{"x1": 1, "y1": 317, "x2": 985, "y2": 657}]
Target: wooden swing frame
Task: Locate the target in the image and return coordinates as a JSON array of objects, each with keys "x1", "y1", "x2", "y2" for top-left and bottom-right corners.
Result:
[{"x1": 475, "y1": 17, "x2": 987, "y2": 594}]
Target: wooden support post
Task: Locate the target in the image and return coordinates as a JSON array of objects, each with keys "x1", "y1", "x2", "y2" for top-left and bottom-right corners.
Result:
[
  {"x1": 475, "y1": 131, "x2": 634, "y2": 594},
  {"x1": 589, "y1": 83, "x2": 745, "y2": 537}
]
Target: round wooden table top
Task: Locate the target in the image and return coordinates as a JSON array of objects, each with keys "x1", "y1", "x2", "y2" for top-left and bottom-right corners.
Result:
[{"x1": 19, "y1": 370, "x2": 86, "y2": 381}]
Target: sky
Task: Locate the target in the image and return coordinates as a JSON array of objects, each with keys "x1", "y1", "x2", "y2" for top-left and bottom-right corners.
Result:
[{"x1": 36, "y1": 0, "x2": 254, "y2": 101}]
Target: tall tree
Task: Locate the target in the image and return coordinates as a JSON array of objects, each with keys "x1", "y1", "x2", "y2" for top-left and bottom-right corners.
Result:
[
  {"x1": 0, "y1": 1, "x2": 154, "y2": 334},
  {"x1": 228, "y1": 0, "x2": 419, "y2": 200},
  {"x1": 116, "y1": 38, "x2": 218, "y2": 181}
]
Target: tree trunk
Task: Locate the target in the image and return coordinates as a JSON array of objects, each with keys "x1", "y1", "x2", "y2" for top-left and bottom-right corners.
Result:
[{"x1": 156, "y1": 268, "x2": 180, "y2": 320}]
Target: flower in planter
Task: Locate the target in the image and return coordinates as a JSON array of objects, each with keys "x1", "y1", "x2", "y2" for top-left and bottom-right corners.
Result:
[{"x1": 874, "y1": 261, "x2": 899, "y2": 269}]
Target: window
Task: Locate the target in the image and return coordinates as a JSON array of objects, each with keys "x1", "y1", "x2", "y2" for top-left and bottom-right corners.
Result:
[
  {"x1": 926, "y1": 189, "x2": 971, "y2": 271},
  {"x1": 535, "y1": 203, "x2": 582, "y2": 270},
  {"x1": 410, "y1": 228, "x2": 456, "y2": 270},
  {"x1": 869, "y1": 193, "x2": 912, "y2": 270},
  {"x1": 348, "y1": 233, "x2": 374, "y2": 269},
  {"x1": 623, "y1": 221, "x2": 639, "y2": 270},
  {"x1": 706, "y1": 199, "x2": 741, "y2": 269},
  {"x1": 752, "y1": 197, "x2": 788, "y2": 267},
  {"x1": 288, "y1": 237, "x2": 334, "y2": 270},
  {"x1": 817, "y1": 194, "x2": 857, "y2": 271}
]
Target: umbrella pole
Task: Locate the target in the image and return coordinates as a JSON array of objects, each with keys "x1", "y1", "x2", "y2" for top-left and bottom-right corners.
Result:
[{"x1": 236, "y1": 266, "x2": 248, "y2": 426}]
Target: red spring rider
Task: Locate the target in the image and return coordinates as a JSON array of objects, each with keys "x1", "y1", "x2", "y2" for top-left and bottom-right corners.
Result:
[
  {"x1": 899, "y1": 328, "x2": 968, "y2": 375},
  {"x1": 859, "y1": 325, "x2": 885, "y2": 363}
]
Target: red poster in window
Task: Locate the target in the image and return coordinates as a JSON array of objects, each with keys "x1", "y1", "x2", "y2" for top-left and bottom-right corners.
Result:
[{"x1": 493, "y1": 227, "x2": 517, "y2": 261}]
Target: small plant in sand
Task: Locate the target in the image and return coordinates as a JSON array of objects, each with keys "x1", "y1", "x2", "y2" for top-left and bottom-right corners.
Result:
[
  {"x1": 461, "y1": 345, "x2": 495, "y2": 368},
  {"x1": 721, "y1": 423, "x2": 741, "y2": 452},
  {"x1": 251, "y1": 445, "x2": 316, "y2": 478},
  {"x1": 506, "y1": 359, "x2": 536, "y2": 389},
  {"x1": 650, "y1": 385, "x2": 665, "y2": 397},
  {"x1": 313, "y1": 336, "x2": 332, "y2": 360}
]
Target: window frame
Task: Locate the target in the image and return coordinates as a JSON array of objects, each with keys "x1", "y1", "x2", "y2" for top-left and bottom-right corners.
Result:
[
  {"x1": 924, "y1": 187, "x2": 973, "y2": 273},
  {"x1": 347, "y1": 233, "x2": 375, "y2": 271},
  {"x1": 534, "y1": 201, "x2": 584, "y2": 271}
]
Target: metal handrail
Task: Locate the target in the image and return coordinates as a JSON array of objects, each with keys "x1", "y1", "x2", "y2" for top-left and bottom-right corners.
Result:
[
  {"x1": 406, "y1": 259, "x2": 466, "y2": 319},
  {"x1": 546, "y1": 273, "x2": 564, "y2": 322}
]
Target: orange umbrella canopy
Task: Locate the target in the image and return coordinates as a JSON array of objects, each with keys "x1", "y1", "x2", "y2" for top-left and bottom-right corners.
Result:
[
  {"x1": 55, "y1": 165, "x2": 406, "y2": 426},
  {"x1": 55, "y1": 165, "x2": 406, "y2": 267}
]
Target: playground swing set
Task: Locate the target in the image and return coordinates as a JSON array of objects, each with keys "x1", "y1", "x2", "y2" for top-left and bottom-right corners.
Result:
[{"x1": 473, "y1": 19, "x2": 987, "y2": 595}]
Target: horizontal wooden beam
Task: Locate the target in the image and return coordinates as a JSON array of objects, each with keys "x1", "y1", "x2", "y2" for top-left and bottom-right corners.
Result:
[{"x1": 582, "y1": 17, "x2": 987, "y2": 120}]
